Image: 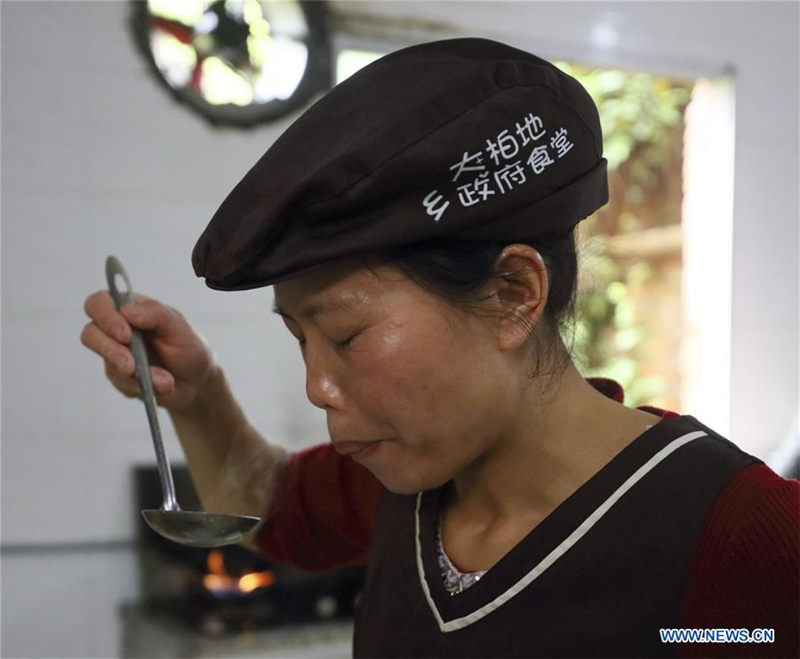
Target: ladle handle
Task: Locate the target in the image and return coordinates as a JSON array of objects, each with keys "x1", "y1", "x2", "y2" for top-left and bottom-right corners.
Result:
[{"x1": 105, "y1": 256, "x2": 179, "y2": 512}]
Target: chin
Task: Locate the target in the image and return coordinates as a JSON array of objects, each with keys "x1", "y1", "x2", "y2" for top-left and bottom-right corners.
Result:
[{"x1": 370, "y1": 465, "x2": 451, "y2": 496}]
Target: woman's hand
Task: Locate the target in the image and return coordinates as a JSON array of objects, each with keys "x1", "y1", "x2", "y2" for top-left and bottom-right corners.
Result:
[{"x1": 80, "y1": 291, "x2": 216, "y2": 413}]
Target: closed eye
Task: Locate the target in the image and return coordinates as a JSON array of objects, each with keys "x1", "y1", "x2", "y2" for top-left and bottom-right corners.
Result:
[
  {"x1": 292, "y1": 334, "x2": 355, "y2": 351},
  {"x1": 335, "y1": 333, "x2": 358, "y2": 350}
]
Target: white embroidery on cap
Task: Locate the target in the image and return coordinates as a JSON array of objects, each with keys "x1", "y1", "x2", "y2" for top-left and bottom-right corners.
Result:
[
  {"x1": 422, "y1": 112, "x2": 575, "y2": 223},
  {"x1": 494, "y1": 160, "x2": 527, "y2": 194},
  {"x1": 485, "y1": 129, "x2": 520, "y2": 166},
  {"x1": 550, "y1": 127, "x2": 574, "y2": 158},
  {"x1": 423, "y1": 190, "x2": 450, "y2": 222},
  {"x1": 449, "y1": 150, "x2": 486, "y2": 182},
  {"x1": 527, "y1": 144, "x2": 555, "y2": 174},
  {"x1": 515, "y1": 113, "x2": 546, "y2": 146},
  {"x1": 457, "y1": 171, "x2": 495, "y2": 206}
]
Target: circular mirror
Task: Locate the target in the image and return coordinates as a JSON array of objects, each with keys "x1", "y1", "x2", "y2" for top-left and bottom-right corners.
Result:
[{"x1": 130, "y1": 0, "x2": 331, "y2": 127}]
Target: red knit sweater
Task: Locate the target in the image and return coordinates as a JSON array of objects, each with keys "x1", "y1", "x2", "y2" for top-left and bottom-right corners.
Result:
[{"x1": 254, "y1": 384, "x2": 800, "y2": 658}]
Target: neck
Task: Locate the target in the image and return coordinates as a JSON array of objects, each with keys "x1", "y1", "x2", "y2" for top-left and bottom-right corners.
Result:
[{"x1": 448, "y1": 361, "x2": 660, "y2": 525}]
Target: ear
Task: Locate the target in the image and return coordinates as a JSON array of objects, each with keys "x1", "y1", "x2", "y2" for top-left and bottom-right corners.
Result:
[{"x1": 490, "y1": 244, "x2": 548, "y2": 352}]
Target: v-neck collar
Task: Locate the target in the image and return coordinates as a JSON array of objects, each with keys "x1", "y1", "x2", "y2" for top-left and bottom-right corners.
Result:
[{"x1": 414, "y1": 414, "x2": 708, "y2": 633}]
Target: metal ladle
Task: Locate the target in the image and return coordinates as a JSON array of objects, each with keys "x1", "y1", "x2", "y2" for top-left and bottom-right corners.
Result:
[{"x1": 106, "y1": 255, "x2": 261, "y2": 548}]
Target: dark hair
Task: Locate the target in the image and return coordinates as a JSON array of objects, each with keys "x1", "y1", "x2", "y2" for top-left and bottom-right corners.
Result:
[{"x1": 369, "y1": 228, "x2": 580, "y2": 389}]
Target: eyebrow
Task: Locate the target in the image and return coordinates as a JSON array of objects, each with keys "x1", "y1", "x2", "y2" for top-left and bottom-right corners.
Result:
[{"x1": 271, "y1": 296, "x2": 356, "y2": 320}]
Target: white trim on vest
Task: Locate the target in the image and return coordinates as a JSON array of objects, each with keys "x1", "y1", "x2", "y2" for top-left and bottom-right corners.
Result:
[{"x1": 416, "y1": 430, "x2": 707, "y2": 633}]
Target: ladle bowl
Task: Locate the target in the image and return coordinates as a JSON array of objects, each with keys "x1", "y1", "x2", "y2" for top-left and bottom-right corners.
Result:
[
  {"x1": 106, "y1": 255, "x2": 261, "y2": 548},
  {"x1": 141, "y1": 510, "x2": 259, "y2": 548}
]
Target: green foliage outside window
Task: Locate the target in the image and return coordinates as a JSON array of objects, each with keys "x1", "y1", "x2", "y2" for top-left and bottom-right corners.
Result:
[{"x1": 554, "y1": 63, "x2": 693, "y2": 407}]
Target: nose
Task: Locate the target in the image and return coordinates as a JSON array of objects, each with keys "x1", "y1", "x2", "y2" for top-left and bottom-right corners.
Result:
[{"x1": 304, "y1": 345, "x2": 344, "y2": 410}]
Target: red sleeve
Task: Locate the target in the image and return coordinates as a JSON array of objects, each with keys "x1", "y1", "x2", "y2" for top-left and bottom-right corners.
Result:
[
  {"x1": 679, "y1": 463, "x2": 800, "y2": 658},
  {"x1": 252, "y1": 443, "x2": 383, "y2": 572}
]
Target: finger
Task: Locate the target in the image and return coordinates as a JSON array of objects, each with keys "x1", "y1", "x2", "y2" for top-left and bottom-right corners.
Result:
[
  {"x1": 150, "y1": 366, "x2": 175, "y2": 393},
  {"x1": 105, "y1": 360, "x2": 140, "y2": 398},
  {"x1": 80, "y1": 322, "x2": 135, "y2": 375},
  {"x1": 105, "y1": 360, "x2": 175, "y2": 396},
  {"x1": 84, "y1": 290, "x2": 133, "y2": 344},
  {"x1": 119, "y1": 298, "x2": 182, "y2": 337}
]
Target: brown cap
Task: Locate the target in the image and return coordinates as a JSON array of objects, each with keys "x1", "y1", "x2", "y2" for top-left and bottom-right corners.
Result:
[{"x1": 192, "y1": 38, "x2": 608, "y2": 290}]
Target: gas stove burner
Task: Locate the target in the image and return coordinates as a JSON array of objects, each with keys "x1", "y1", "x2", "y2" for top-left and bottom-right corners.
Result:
[{"x1": 133, "y1": 464, "x2": 364, "y2": 636}]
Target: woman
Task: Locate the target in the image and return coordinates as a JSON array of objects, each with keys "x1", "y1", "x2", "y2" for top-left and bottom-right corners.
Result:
[{"x1": 82, "y1": 39, "x2": 798, "y2": 657}]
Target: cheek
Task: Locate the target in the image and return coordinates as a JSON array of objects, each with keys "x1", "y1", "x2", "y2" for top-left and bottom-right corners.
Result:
[
  {"x1": 350, "y1": 323, "x2": 505, "y2": 493},
  {"x1": 358, "y1": 320, "x2": 461, "y2": 402},
  {"x1": 355, "y1": 319, "x2": 494, "y2": 444}
]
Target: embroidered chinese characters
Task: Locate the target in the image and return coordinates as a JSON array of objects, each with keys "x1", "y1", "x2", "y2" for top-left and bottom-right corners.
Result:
[{"x1": 423, "y1": 112, "x2": 574, "y2": 223}]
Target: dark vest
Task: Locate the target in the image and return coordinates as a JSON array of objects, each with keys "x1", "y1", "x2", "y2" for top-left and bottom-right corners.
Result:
[{"x1": 353, "y1": 415, "x2": 760, "y2": 658}]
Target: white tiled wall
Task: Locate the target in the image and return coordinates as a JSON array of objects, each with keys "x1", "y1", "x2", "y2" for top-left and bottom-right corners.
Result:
[
  {"x1": 1, "y1": 547, "x2": 138, "y2": 658},
  {"x1": 2, "y1": 1, "x2": 797, "y2": 657}
]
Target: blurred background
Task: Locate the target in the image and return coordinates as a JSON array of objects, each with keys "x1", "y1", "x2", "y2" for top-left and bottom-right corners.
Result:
[{"x1": 2, "y1": 1, "x2": 798, "y2": 657}]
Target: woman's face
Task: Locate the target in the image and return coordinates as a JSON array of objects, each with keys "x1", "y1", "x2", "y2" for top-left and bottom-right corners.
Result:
[{"x1": 272, "y1": 258, "x2": 522, "y2": 494}]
